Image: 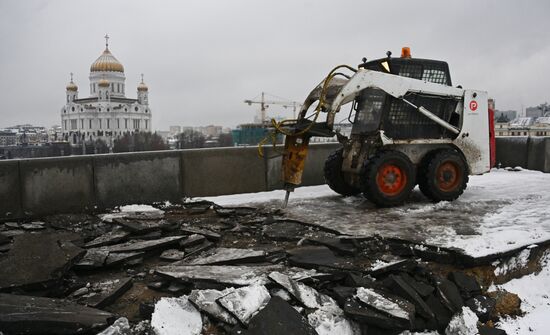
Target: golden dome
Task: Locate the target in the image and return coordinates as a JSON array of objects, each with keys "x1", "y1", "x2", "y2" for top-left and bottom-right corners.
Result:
[
  {"x1": 66, "y1": 81, "x2": 78, "y2": 91},
  {"x1": 98, "y1": 78, "x2": 110, "y2": 87},
  {"x1": 90, "y1": 48, "x2": 124, "y2": 73},
  {"x1": 137, "y1": 82, "x2": 148, "y2": 92},
  {"x1": 137, "y1": 74, "x2": 148, "y2": 91}
]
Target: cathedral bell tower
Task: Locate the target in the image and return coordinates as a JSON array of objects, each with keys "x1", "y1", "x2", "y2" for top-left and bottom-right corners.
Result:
[
  {"x1": 137, "y1": 74, "x2": 149, "y2": 105},
  {"x1": 66, "y1": 73, "x2": 78, "y2": 103}
]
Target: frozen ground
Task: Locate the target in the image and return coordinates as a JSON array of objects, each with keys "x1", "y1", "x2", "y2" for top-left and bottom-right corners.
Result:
[{"x1": 205, "y1": 169, "x2": 550, "y2": 258}]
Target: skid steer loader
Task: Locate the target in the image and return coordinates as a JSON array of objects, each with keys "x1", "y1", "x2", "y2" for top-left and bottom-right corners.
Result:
[{"x1": 272, "y1": 47, "x2": 495, "y2": 207}]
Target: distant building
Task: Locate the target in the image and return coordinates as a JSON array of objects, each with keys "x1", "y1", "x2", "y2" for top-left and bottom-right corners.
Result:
[
  {"x1": 156, "y1": 131, "x2": 171, "y2": 140},
  {"x1": 526, "y1": 103, "x2": 549, "y2": 118},
  {"x1": 0, "y1": 130, "x2": 17, "y2": 146},
  {"x1": 5, "y1": 124, "x2": 49, "y2": 145},
  {"x1": 169, "y1": 125, "x2": 181, "y2": 136},
  {"x1": 61, "y1": 35, "x2": 152, "y2": 146},
  {"x1": 48, "y1": 125, "x2": 63, "y2": 142},
  {"x1": 494, "y1": 110, "x2": 517, "y2": 123},
  {"x1": 232, "y1": 124, "x2": 281, "y2": 146},
  {"x1": 495, "y1": 116, "x2": 550, "y2": 137},
  {"x1": 196, "y1": 125, "x2": 222, "y2": 137}
]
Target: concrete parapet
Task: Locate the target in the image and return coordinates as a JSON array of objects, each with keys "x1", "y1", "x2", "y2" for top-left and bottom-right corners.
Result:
[
  {"x1": 526, "y1": 137, "x2": 550, "y2": 173},
  {"x1": 495, "y1": 137, "x2": 528, "y2": 169},
  {"x1": 0, "y1": 160, "x2": 22, "y2": 218},
  {"x1": 93, "y1": 151, "x2": 183, "y2": 208},
  {"x1": 495, "y1": 136, "x2": 550, "y2": 172},
  {"x1": 181, "y1": 147, "x2": 267, "y2": 197},
  {"x1": 18, "y1": 156, "x2": 95, "y2": 215}
]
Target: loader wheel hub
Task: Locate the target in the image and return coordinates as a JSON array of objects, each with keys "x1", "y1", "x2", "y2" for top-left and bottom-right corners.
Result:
[
  {"x1": 377, "y1": 164, "x2": 407, "y2": 196},
  {"x1": 437, "y1": 161, "x2": 461, "y2": 191}
]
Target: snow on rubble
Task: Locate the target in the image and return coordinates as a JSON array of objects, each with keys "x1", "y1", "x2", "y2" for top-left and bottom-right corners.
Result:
[
  {"x1": 100, "y1": 204, "x2": 165, "y2": 222},
  {"x1": 205, "y1": 169, "x2": 550, "y2": 258},
  {"x1": 2, "y1": 169, "x2": 547, "y2": 335},
  {"x1": 150, "y1": 297, "x2": 202, "y2": 335}
]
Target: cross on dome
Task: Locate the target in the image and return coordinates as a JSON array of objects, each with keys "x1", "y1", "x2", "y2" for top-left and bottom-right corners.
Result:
[{"x1": 104, "y1": 34, "x2": 109, "y2": 49}]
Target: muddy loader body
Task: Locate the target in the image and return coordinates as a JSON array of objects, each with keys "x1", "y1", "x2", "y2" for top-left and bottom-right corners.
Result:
[{"x1": 275, "y1": 48, "x2": 494, "y2": 207}]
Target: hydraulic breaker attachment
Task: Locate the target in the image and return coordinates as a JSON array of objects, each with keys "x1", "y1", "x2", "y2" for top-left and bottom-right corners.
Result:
[{"x1": 281, "y1": 134, "x2": 310, "y2": 208}]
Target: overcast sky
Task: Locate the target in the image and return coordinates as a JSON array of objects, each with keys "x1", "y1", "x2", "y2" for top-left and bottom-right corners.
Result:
[{"x1": 0, "y1": 0, "x2": 549, "y2": 130}]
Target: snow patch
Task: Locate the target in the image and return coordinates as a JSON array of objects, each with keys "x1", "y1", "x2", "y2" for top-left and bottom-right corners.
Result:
[
  {"x1": 496, "y1": 251, "x2": 550, "y2": 335},
  {"x1": 97, "y1": 317, "x2": 130, "y2": 335},
  {"x1": 119, "y1": 204, "x2": 163, "y2": 213},
  {"x1": 151, "y1": 297, "x2": 202, "y2": 335},
  {"x1": 99, "y1": 204, "x2": 164, "y2": 222},
  {"x1": 307, "y1": 302, "x2": 360, "y2": 335},
  {"x1": 445, "y1": 306, "x2": 479, "y2": 335}
]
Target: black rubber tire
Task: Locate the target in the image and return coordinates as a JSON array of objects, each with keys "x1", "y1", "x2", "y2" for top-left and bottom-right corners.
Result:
[
  {"x1": 361, "y1": 150, "x2": 416, "y2": 207},
  {"x1": 324, "y1": 149, "x2": 360, "y2": 196},
  {"x1": 417, "y1": 150, "x2": 440, "y2": 196},
  {"x1": 418, "y1": 149, "x2": 468, "y2": 202}
]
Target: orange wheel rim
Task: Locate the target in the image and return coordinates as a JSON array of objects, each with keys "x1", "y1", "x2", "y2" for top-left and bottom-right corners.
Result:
[
  {"x1": 376, "y1": 163, "x2": 407, "y2": 196},
  {"x1": 436, "y1": 161, "x2": 461, "y2": 192}
]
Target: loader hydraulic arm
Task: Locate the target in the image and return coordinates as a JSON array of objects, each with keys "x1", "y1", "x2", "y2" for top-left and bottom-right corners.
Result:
[{"x1": 276, "y1": 65, "x2": 466, "y2": 207}]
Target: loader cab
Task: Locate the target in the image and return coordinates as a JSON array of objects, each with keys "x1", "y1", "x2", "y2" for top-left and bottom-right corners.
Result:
[
  {"x1": 359, "y1": 57, "x2": 452, "y2": 86},
  {"x1": 351, "y1": 56, "x2": 460, "y2": 140}
]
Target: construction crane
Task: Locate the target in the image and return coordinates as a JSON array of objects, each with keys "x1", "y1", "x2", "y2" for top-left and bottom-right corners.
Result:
[{"x1": 244, "y1": 92, "x2": 302, "y2": 125}]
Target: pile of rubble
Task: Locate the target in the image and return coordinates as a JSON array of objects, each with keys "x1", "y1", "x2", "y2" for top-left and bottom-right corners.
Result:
[{"x1": 0, "y1": 201, "x2": 525, "y2": 334}]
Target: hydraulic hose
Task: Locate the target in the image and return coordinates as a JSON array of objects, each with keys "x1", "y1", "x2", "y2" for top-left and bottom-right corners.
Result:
[{"x1": 258, "y1": 64, "x2": 357, "y2": 157}]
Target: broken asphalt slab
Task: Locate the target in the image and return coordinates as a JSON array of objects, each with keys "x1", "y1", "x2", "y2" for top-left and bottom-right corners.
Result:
[
  {"x1": 113, "y1": 218, "x2": 174, "y2": 234},
  {"x1": 183, "y1": 247, "x2": 267, "y2": 265},
  {"x1": 179, "y1": 234, "x2": 206, "y2": 248},
  {"x1": 231, "y1": 296, "x2": 317, "y2": 335},
  {"x1": 100, "y1": 235, "x2": 186, "y2": 253},
  {"x1": 74, "y1": 249, "x2": 110, "y2": 270},
  {"x1": 0, "y1": 233, "x2": 85, "y2": 291},
  {"x1": 105, "y1": 251, "x2": 145, "y2": 267},
  {"x1": 287, "y1": 245, "x2": 356, "y2": 270},
  {"x1": 355, "y1": 287, "x2": 415, "y2": 327},
  {"x1": 268, "y1": 271, "x2": 334, "y2": 309},
  {"x1": 262, "y1": 221, "x2": 311, "y2": 241},
  {"x1": 155, "y1": 264, "x2": 327, "y2": 286},
  {"x1": 343, "y1": 296, "x2": 410, "y2": 330},
  {"x1": 217, "y1": 285, "x2": 271, "y2": 326},
  {"x1": 160, "y1": 249, "x2": 185, "y2": 261},
  {"x1": 384, "y1": 274, "x2": 435, "y2": 320},
  {"x1": 84, "y1": 230, "x2": 130, "y2": 248},
  {"x1": 179, "y1": 226, "x2": 221, "y2": 241},
  {"x1": 0, "y1": 293, "x2": 114, "y2": 334},
  {"x1": 305, "y1": 236, "x2": 357, "y2": 256},
  {"x1": 80, "y1": 277, "x2": 133, "y2": 309},
  {"x1": 189, "y1": 288, "x2": 238, "y2": 325}
]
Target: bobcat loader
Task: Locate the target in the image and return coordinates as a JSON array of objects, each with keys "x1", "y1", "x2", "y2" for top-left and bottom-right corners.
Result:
[{"x1": 275, "y1": 48, "x2": 495, "y2": 207}]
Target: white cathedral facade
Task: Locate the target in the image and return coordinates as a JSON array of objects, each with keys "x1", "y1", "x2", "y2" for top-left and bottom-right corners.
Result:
[{"x1": 61, "y1": 36, "x2": 152, "y2": 145}]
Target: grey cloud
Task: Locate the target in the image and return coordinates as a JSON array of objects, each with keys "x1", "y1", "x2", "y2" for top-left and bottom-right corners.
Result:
[{"x1": 0, "y1": 0, "x2": 549, "y2": 129}]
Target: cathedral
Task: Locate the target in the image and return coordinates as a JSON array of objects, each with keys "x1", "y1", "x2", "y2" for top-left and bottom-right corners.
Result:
[{"x1": 61, "y1": 35, "x2": 152, "y2": 145}]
